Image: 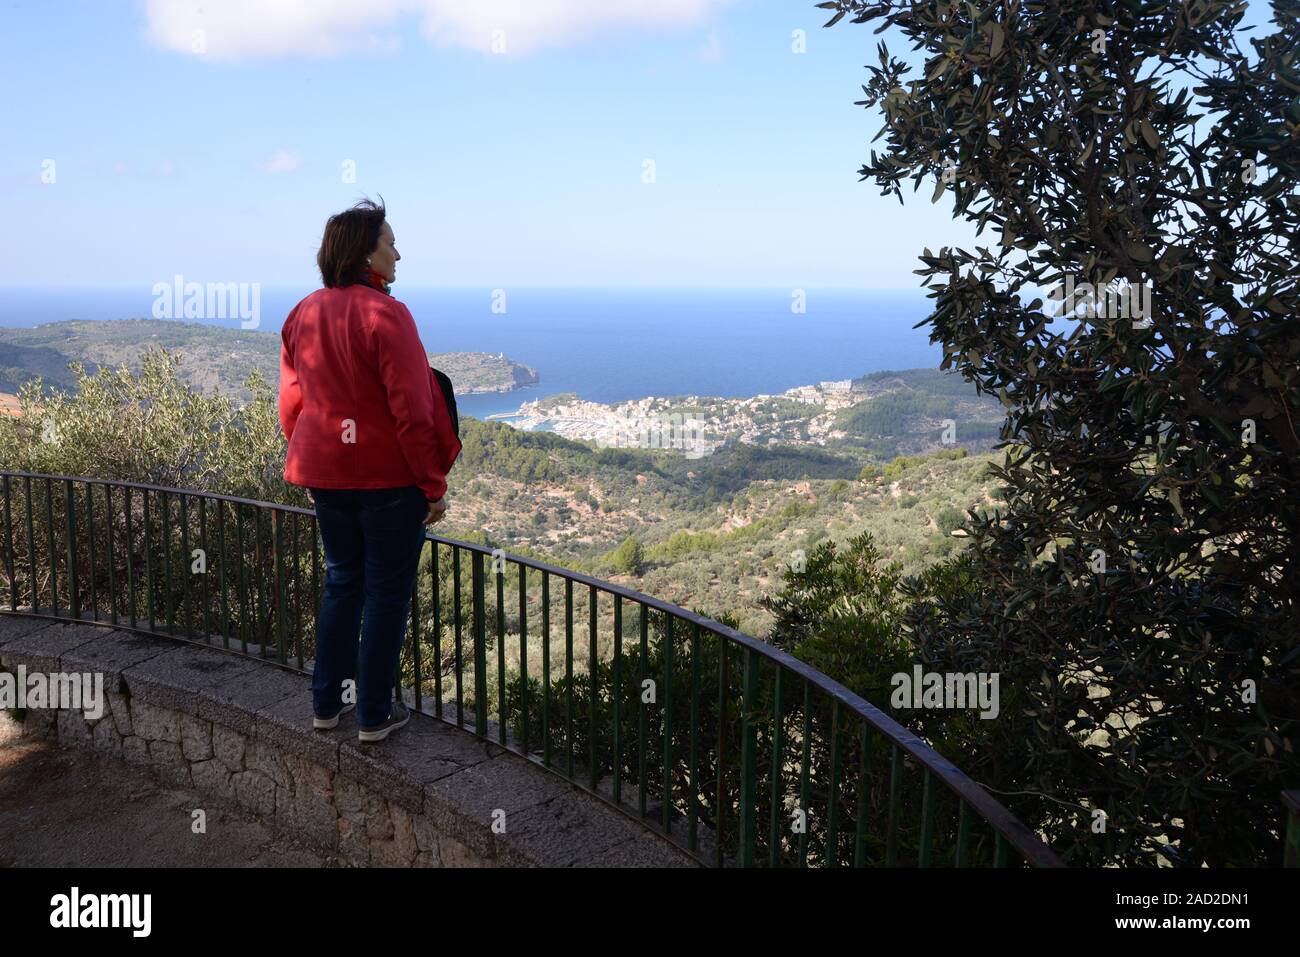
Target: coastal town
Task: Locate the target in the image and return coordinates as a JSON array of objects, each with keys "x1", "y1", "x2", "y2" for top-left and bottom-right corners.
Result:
[{"x1": 487, "y1": 378, "x2": 868, "y2": 456}]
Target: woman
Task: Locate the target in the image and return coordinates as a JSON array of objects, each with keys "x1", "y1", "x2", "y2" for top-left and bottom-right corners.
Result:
[{"x1": 278, "y1": 198, "x2": 461, "y2": 743}]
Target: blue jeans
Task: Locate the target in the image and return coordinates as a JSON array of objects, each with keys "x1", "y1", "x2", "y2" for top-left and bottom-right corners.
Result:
[{"x1": 309, "y1": 485, "x2": 428, "y2": 727}]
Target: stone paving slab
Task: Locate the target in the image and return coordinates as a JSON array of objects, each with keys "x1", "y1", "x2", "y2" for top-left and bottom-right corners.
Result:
[
  {"x1": 59, "y1": 628, "x2": 176, "y2": 692},
  {"x1": 123, "y1": 634, "x2": 263, "y2": 717},
  {"x1": 420, "y1": 750, "x2": 579, "y2": 863},
  {"x1": 197, "y1": 662, "x2": 304, "y2": 737},
  {"x1": 336, "y1": 716, "x2": 497, "y2": 814},
  {"x1": 0, "y1": 614, "x2": 62, "y2": 647},
  {"x1": 572, "y1": 828, "x2": 701, "y2": 867},
  {"x1": 503, "y1": 786, "x2": 668, "y2": 867},
  {"x1": 0, "y1": 619, "x2": 103, "y2": 672},
  {"x1": 255, "y1": 690, "x2": 352, "y2": 773}
]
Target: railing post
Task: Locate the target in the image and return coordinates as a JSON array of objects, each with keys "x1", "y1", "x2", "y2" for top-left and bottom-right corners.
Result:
[
  {"x1": 142, "y1": 488, "x2": 154, "y2": 630},
  {"x1": 215, "y1": 497, "x2": 227, "y2": 646},
  {"x1": 739, "y1": 646, "x2": 760, "y2": 867},
  {"x1": 44, "y1": 478, "x2": 58, "y2": 617},
  {"x1": 588, "y1": 583, "x2": 598, "y2": 791},
  {"x1": 687, "y1": 622, "x2": 700, "y2": 853},
  {"x1": 918, "y1": 770, "x2": 936, "y2": 867},
  {"x1": 431, "y1": 542, "x2": 443, "y2": 718},
  {"x1": 611, "y1": 595, "x2": 622, "y2": 803},
  {"x1": 768, "y1": 666, "x2": 785, "y2": 867},
  {"x1": 180, "y1": 494, "x2": 193, "y2": 640},
  {"x1": 797, "y1": 683, "x2": 811, "y2": 867},
  {"x1": 541, "y1": 570, "x2": 549, "y2": 763},
  {"x1": 2, "y1": 475, "x2": 12, "y2": 611},
  {"x1": 717, "y1": 641, "x2": 731, "y2": 867},
  {"x1": 565, "y1": 578, "x2": 574, "y2": 778},
  {"x1": 235, "y1": 502, "x2": 247, "y2": 652},
  {"x1": 160, "y1": 489, "x2": 172, "y2": 630},
  {"x1": 2, "y1": 475, "x2": 14, "y2": 611},
  {"x1": 885, "y1": 744, "x2": 901, "y2": 866},
  {"x1": 518, "y1": 564, "x2": 527, "y2": 753},
  {"x1": 661, "y1": 614, "x2": 674, "y2": 834},
  {"x1": 272, "y1": 508, "x2": 286, "y2": 663},
  {"x1": 197, "y1": 497, "x2": 209, "y2": 643},
  {"x1": 63, "y1": 479, "x2": 78, "y2": 621},
  {"x1": 408, "y1": 538, "x2": 422, "y2": 712},
  {"x1": 124, "y1": 487, "x2": 135, "y2": 628},
  {"x1": 453, "y1": 547, "x2": 464, "y2": 728},
  {"x1": 496, "y1": 559, "x2": 506, "y2": 745},
  {"x1": 104, "y1": 484, "x2": 117, "y2": 626},
  {"x1": 85, "y1": 482, "x2": 98, "y2": 620},
  {"x1": 23, "y1": 475, "x2": 37, "y2": 614},
  {"x1": 640, "y1": 602, "x2": 650, "y2": 819},
  {"x1": 827, "y1": 698, "x2": 841, "y2": 866},
  {"x1": 471, "y1": 550, "x2": 487, "y2": 738},
  {"x1": 955, "y1": 801, "x2": 972, "y2": 867},
  {"x1": 1285, "y1": 791, "x2": 1300, "y2": 868},
  {"x1": 854, "y1": 723, "x2": 870, "y2": 867}
]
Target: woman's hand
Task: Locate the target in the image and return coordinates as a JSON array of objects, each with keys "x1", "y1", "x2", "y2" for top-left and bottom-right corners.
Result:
[{"x1": 425, "y1": 496, "x2": 448, "y2": 525}]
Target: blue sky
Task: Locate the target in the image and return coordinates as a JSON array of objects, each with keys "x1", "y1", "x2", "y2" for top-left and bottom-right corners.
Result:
[
  {"x1": 1, "y1": 1, "x2": 1276, "y2": 290},
  {"x1": 0, "y1": 0, "x2": 988, "y2": 289}
]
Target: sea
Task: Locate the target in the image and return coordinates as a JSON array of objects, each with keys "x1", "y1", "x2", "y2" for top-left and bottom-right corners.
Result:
[{"x1": 0, "y1": 287, "x2": 943, "y2": 421}]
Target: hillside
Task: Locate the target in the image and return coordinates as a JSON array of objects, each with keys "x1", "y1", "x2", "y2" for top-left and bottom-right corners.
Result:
[
  {"x1": 0, "y1": 319, "x2": 539, "y2": 403},
  {"x1": 437, "y1": 416, "x2": 1000, "y2": 635}
]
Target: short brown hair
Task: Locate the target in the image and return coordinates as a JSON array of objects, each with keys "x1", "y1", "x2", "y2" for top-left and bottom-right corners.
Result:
[{"x1": 317, "y1": 197, "x2": 387, "y2": 288}]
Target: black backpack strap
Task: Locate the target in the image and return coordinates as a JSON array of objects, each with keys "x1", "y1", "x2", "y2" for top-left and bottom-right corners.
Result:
[{"x1": 431, "y1": 367, "x2": 459, "y2": 438}]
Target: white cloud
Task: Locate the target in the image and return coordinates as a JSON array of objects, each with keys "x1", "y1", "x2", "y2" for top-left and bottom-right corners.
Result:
[
  {"x1": 144, "y1": 0, "x2": 408, "y2": 60},
  {"x1": 417, "y1": 0, "x2": 733, "y2": 53},
  {"x1": 142, "y1": 0, "x2": 733, "y2": 60},
  {"x1": 257, "y1": 150, "x2": 304, "y2": 174}
]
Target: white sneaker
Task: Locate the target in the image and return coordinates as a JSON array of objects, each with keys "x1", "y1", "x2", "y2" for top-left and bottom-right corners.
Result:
[{"x1": 313, "y1": 702, "x2": 356, "y2": 730}]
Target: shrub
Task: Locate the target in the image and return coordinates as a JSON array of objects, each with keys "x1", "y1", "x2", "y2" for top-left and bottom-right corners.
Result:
[{"x1": 610, "y1": 536, "x2": 645, "y2": 576}]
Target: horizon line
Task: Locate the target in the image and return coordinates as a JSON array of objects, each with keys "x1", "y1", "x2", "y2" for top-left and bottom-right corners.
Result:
[{"x1": 0, "y1": 283, "x2": 927, "y2": 293}]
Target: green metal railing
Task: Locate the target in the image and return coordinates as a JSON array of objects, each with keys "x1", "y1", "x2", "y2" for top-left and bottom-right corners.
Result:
[
  {"x1": 0, "y1": 471, "x2": 1061, "y2": 867},
  {"x1": 1285, "y1": 792, "x2": 1300, "y2": 869}
]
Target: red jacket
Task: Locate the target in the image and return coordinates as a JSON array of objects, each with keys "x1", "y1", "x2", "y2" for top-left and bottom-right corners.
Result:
[{"x1": 278, "y1": 284, "x2": 462, "y2": 501}]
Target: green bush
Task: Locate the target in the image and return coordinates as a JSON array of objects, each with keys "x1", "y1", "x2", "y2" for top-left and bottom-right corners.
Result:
[
  {"x1": 0, "y1": 349, "x2": 297, "y2": 504},
  {"x1": 609, "y1": 536, "x2": 645, "y2": 576},
  {"x1": 934, "y1": 506, "x2": 965, "y2": 535}
]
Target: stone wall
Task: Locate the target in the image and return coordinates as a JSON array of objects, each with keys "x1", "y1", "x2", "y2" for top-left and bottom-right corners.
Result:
[{"x1": 0, "y1": 615, "x2": 696, "y2": 868}]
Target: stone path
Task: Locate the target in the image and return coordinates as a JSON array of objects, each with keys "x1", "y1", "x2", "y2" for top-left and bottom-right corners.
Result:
[{"x1": 0, "y1": 712, "x2": 339, "y2": 867}]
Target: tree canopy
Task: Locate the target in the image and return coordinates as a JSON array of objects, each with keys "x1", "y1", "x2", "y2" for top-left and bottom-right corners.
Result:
[{"x1": 822, "y1": 0, "x2": 1299, "y2": 865}]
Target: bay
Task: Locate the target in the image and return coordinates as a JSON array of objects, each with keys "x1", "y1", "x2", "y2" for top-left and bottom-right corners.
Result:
[{"x1": 0, "y1": 286, "x2": 941, "y2": 420}]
